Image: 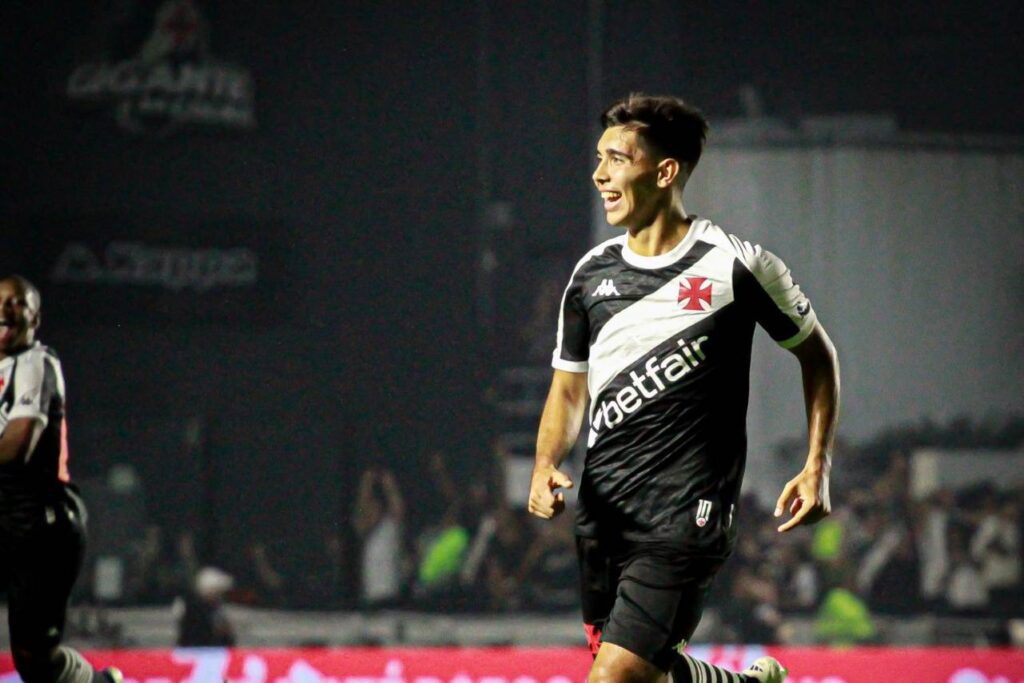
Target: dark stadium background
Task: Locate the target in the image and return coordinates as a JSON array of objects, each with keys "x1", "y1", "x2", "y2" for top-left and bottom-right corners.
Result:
[{"x1": 2, "y1": 1, "x2": 1022, "y2": 588}]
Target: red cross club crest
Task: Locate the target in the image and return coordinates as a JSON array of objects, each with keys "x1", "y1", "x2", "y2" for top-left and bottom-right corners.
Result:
[{"x1": 678, "y1": 276, "x2": 713, "y2": 311}]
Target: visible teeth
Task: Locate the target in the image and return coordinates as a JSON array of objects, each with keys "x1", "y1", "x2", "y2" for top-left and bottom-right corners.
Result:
[{"x1": 602, "y1": 192, "x2": 621, "y2": 199}]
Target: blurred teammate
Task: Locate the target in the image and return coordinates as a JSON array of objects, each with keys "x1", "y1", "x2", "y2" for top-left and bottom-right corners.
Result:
[
  {"x1": 527, "y1": 95, "x2": 840, "y2": 683},
  {"x1": 0, "y1": 275, "x2": 121, "y2": 683}
]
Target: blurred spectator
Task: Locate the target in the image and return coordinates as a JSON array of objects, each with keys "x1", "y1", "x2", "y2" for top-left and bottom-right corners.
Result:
[
  {"x1": 233, "y1": 540, "x2": 287, "y2": 607},
  {"x1": 814, "y1": 572, "x2": 876, "y2": 646},
  {"x1": 413, "y1": 451, "x2": 472, "y2": 607},
  {"x1": 855, "y1": 508, "x2": 919, "y2": 615},
  {"x1": 776, "y1": 542, "x2": 819, "y2": 614},
  {"x1": 970, "y1": 491, "x2": 1021, "y2": 616},
  {"x1": 719, "y1": 532, "x2": 783, "y2": 644},
  {"x1": 352, "y1": 467, "x2": 407, "y2": 609},
  {"x1": 458, "y1": 481, "x2": 500, "y2": 604},
  {"x1": 174, "y1": 566, "x2": 236, "y2": 647},
  {"x1": 835, "y1": 489, "x2": 876, "y2": 556},
  {"x1": 126, "y1": 524, "x2": 181, "y2": 604},
  {"x1": 914, "y1": 489, "x2": 953, "y2": 609},
  {"x1": 809, "y1": 499, "x2": 859, "y2": 591},
  {"x1": 414, "y1": 514, "x2": 469, "y2": 603},
  {"x1": 946, "y1": 527, "x2": 989, "y2": 614},
  {"x1": 455, "y1": 440, "x2": 520, "y2": 609},
  {"x1": 518, "y1": 511, "x2": 577, "y2": 611},
  {"x1": 479, "y1": 504, "x2": 533, "y2": 611}
]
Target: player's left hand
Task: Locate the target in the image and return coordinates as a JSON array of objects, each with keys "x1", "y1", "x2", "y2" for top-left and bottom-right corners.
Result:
[{"x1": 774, "y1": 465, "x2": 830, "y2": 532}]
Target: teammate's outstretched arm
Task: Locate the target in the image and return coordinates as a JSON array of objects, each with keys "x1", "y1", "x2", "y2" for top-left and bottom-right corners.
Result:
[
  {"x1": 776, "y1": 322, "x2": 840, "y2": 532},
  {"x1": 528, "y1": 369, "x2": 588, "y2": 520}
]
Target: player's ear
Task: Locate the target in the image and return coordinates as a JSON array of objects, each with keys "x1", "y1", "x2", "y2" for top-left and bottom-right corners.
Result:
[{"x1": 656, "y1": 158, "x2": 681, "y2": 188}]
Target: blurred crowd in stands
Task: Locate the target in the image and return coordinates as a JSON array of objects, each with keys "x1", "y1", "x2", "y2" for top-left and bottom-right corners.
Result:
[
  {"x1": 42, "y1": 415, "x2": 1021, "y2": 648},
  {"x1": 68, "y1": 443, "x2": 577, "y2": 617},
  {"x1": 716, "y1": 456, "x2": 1022, "y2": 645}
]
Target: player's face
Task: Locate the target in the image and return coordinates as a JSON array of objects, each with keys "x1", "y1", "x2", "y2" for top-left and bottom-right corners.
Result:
[
  {"x1": 592, "y1": 126, "x2": 662, "y2": 229},
  {"x1": 0, "y1": 280, "x2": 39, "y2": 359}
]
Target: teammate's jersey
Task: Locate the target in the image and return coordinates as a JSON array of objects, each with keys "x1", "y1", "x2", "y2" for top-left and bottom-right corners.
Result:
[
  {"x1": 0, "y1": 341, "x2": 71, "y2": 538},
  {"x1": 552, "y1": 217, "x2": 816, "y2": 552}
]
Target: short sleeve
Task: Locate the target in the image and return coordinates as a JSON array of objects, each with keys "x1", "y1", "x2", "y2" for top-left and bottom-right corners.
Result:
[
  {"x1": 7, "y1": 352, "x2": 54, "y2": 427},
  {"x1": 552, "y1": 274, "x2": 590, "y2": 373},
  {"x1": 735, "y1": 246, "x2": 817, "y2": 349}
]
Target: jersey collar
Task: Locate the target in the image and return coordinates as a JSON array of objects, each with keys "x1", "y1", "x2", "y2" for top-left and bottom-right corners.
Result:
[
  {"x1": 621, "y1": 216, "x2": 705, "y2": 270},
  {"x1": 0, "y1": 340, "x2": 41, "y2": 368}
]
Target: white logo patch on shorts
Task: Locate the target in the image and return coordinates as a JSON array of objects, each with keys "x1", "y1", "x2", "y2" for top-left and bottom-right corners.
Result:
[{"x1": 695, "y1": 499, "x2": 712, "y2": 527}]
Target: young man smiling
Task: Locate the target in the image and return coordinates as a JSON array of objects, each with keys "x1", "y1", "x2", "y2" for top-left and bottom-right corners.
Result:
[
  {"x1": 0, "y1": 275, "x2": 122, "y2": 683},
  {"x1": 527, "y1": 95, "x2": 840, "y2": 683}
]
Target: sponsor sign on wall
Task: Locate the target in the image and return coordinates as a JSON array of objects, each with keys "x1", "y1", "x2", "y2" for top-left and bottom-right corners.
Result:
[
  {"x1": 65, "y1": 0, "x2": 256, "y2": 135},
  {"x1": 3, "y1": 647, "x2": 1024, "y2": 683},
  {"x1": 3, "y1": 215, "x2": 297, "y2": 326}
]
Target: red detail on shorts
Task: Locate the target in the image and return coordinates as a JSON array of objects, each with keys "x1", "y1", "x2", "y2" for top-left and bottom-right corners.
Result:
[
  {"x1": 58, "y1": 417, "x2": 70, "y2": 482},
  {"x1": 583, "y1": 623, "x2": 602, "y2": 656}
]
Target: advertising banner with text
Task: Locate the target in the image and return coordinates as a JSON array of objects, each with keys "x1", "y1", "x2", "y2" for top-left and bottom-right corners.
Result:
[
  {"x1": 3, "y1": 646, "x2": 1024, "y2": 683},
  {"x1": 3, "y1": 214, "x2": 299, "y2": 327}
]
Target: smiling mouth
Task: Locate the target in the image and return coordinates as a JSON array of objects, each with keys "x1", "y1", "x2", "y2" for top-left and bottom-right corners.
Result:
[{"x1": 601, "y1": 191, "x2": 622, "y2": 209}]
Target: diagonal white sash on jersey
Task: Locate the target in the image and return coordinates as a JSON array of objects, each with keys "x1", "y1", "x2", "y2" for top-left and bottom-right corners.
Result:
[{"x1": 587, "y1": 247, "x2": 737, "y2": 405}]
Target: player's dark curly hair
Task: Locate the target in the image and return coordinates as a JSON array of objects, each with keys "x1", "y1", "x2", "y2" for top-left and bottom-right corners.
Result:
[{"x1": 601, "y1": 94, "x2": 709, "y2": 173}]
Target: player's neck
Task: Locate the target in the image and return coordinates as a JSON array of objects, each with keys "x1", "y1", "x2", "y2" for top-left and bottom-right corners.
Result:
[
  {"x1": 0, "y1": 339, "x2": 36, "y2": 361},
  {"x1": 626, "y1": 203, "x2": 690, "y2": 257}
]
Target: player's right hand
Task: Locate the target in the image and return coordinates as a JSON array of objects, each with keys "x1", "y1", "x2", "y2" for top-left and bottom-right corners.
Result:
[{"x1": 527, "y1": 464, "x2": 574, "y2": 519}]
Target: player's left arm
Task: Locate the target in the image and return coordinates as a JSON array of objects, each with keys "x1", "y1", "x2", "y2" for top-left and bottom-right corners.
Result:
[
  {"x1": 775, "y1": 321, "x2": 840, "y2": 532},
  {"x1": 0, "y1": 417, "x2": 44, "y2": 465}
]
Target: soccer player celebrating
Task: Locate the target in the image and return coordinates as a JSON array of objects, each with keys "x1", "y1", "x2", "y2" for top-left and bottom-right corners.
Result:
[
  {"x1": 0, "y1": 275, "x2": 121, "y2": 683},
  {"x1": 527, "y1": 95, "x2": 840, "y2": 683}
]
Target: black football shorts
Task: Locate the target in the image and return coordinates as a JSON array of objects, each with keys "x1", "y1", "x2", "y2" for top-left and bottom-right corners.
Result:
[
  {"x1": 3, "y1": 487, "x2": 87, "y2": 654},
  {"x1": 577, "y1": 535, "x2": 724, "y2": 671}
]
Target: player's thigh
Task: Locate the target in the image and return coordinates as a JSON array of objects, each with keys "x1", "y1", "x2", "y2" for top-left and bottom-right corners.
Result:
[
  {"x1": 601, "y1": 550, "x2": 721, "y2": 672},
  {"x1": 7, "y1": 501, "x2": 86, "y2": 649}
]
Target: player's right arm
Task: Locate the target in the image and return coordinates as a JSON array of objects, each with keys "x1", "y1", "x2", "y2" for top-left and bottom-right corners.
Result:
[
  {"x1": 0, "y1": 417, "x2": 44, "y2": 465},
  {"x1": 528, "y1": 369, "x2": 587, "y2": 520},
  {"x1": 0, "y1": 349, "x2": 52, "y2": 465}
]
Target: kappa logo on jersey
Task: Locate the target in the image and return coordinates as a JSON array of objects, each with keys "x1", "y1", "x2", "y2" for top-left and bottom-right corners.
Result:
[
  {"x1": 19, "y1": 393, "x2": 33, "y2": 406},
  {"x1": 696, "y1": 499, "x2": 712, "y2": 527},
  {"x1": 678, "y1": 277, "x2": 712, "y2": 311},
  {"x1": 796, "y1": 299, "x2": 811, "y2": 317},
  {"x1": 592, "y1": 279, "x2": 620, "y2": 297},
  {"x1": 588, "y1": 335, "x2": 709, "y2": 446}
]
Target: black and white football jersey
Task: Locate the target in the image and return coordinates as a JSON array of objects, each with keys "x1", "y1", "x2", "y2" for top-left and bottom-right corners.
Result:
[
  {"x1": 553, "y1": 218, "x2": 816, "y2": 551},
  {"x1": 0, "y1": 342, "x2": 70, "y2": 536}
]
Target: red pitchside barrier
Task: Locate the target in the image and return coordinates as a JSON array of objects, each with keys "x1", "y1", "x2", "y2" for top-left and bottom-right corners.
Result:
[{"x1": 2, "y1": 646, "x2": 1024, "y2": 683}]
